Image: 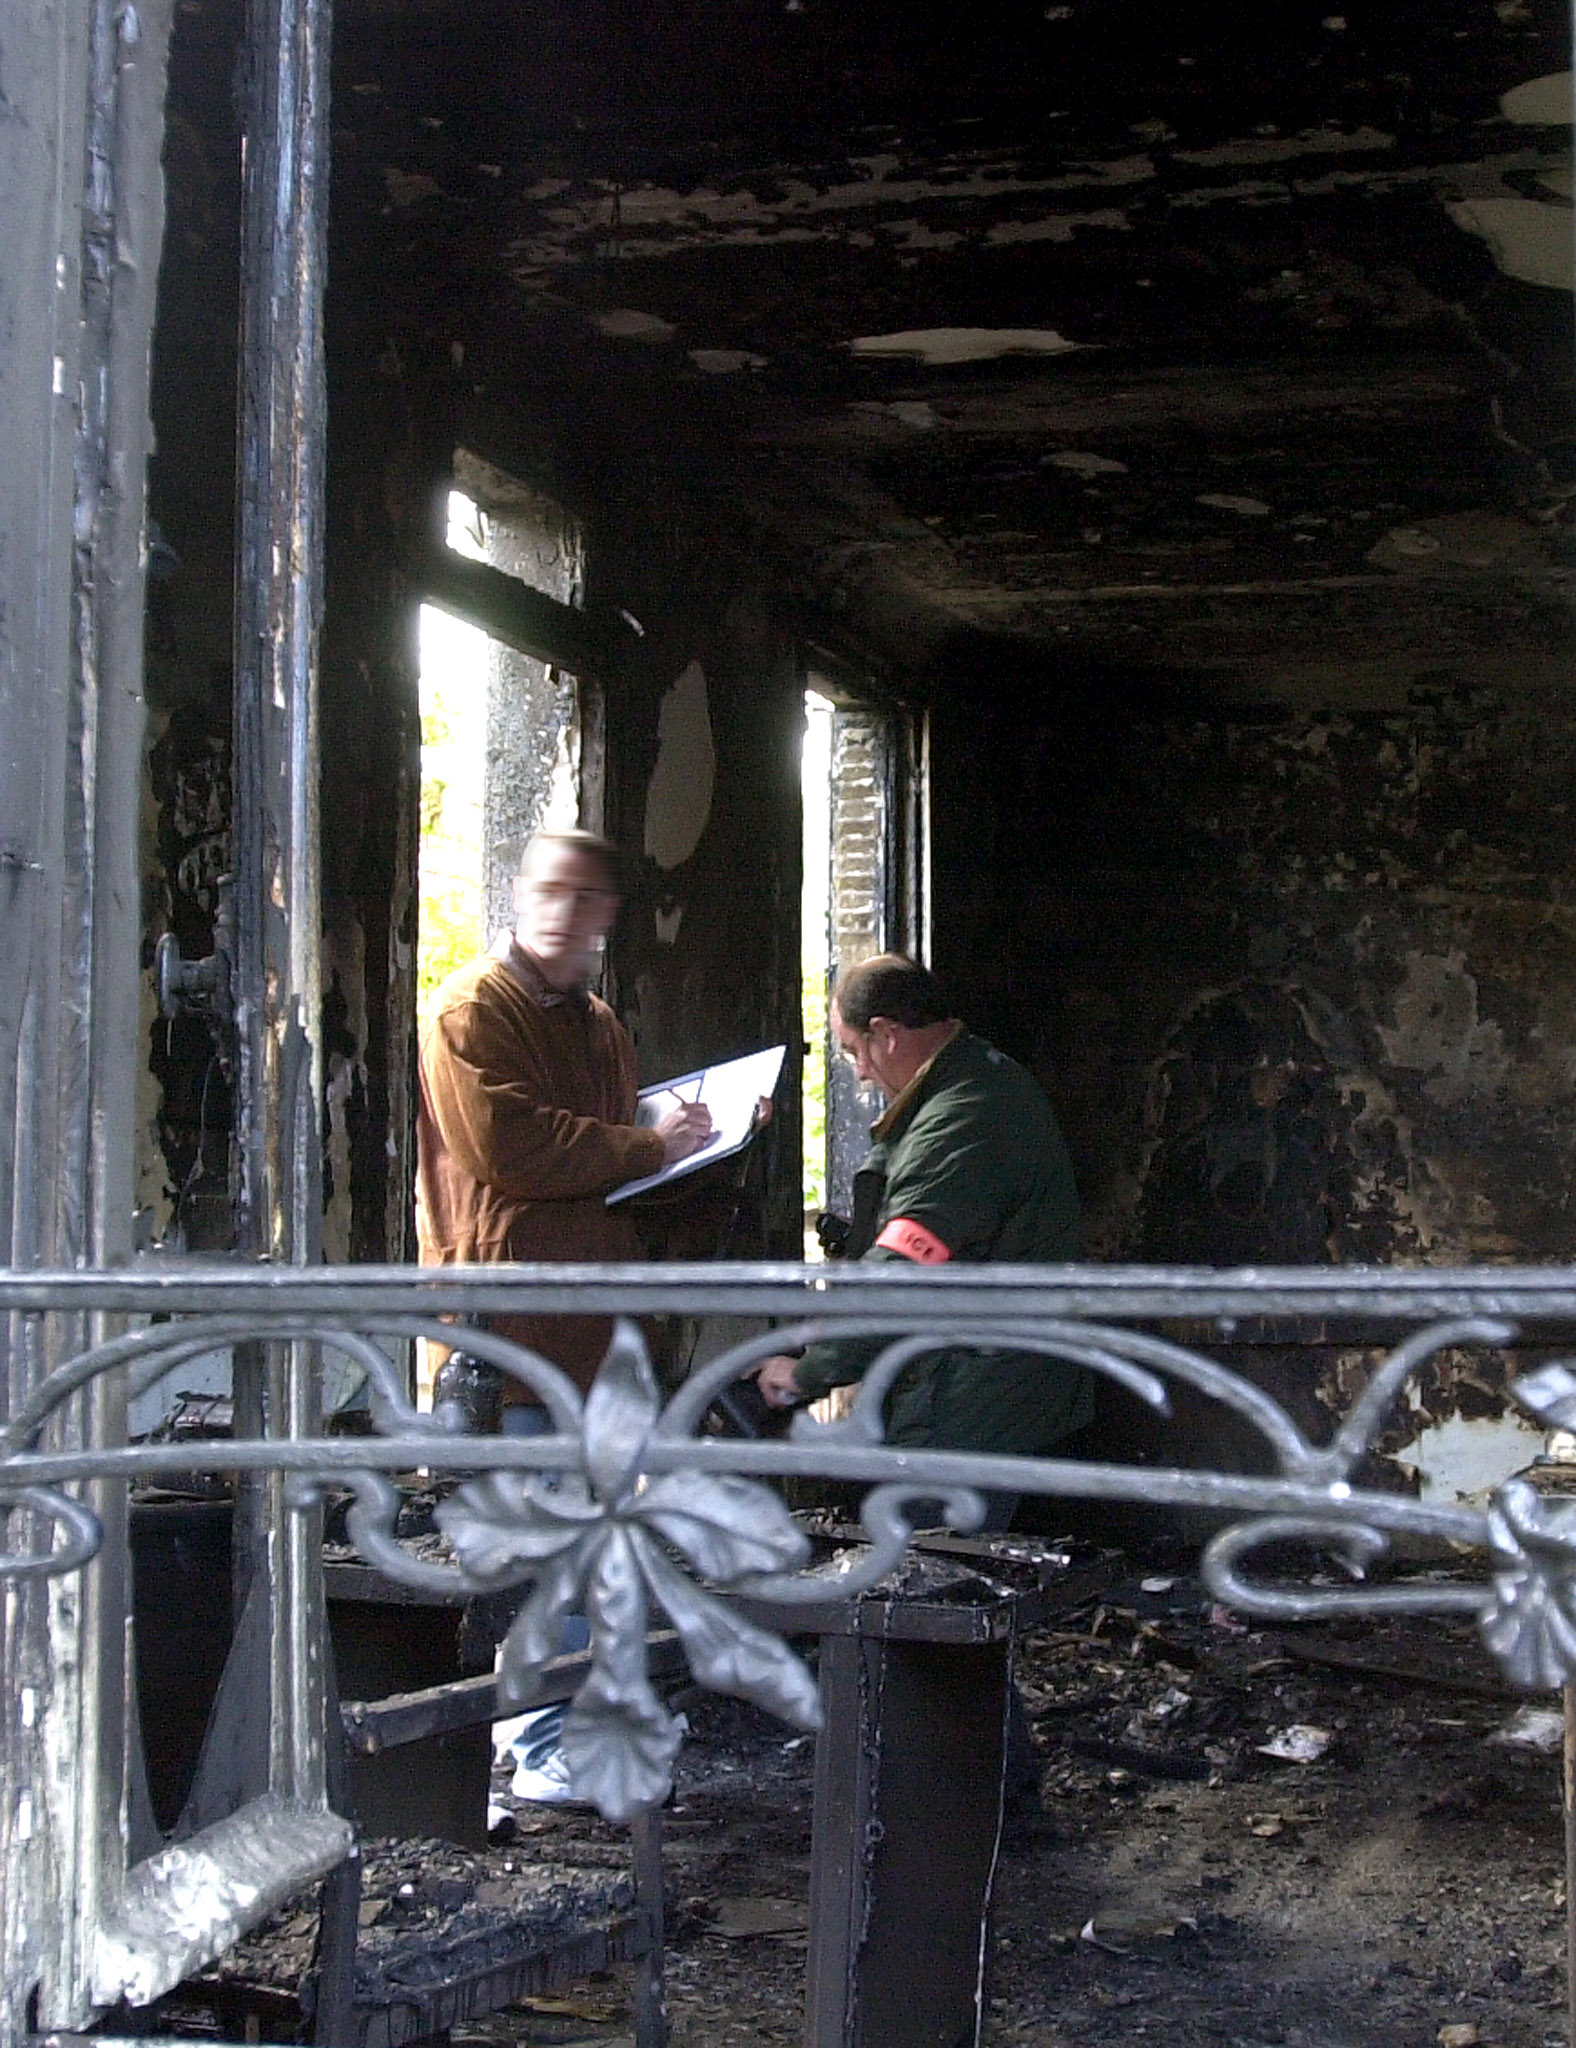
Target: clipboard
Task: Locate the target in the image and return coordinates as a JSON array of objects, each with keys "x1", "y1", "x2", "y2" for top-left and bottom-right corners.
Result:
[{"x1": 606, "y1": 1043, "x2": 786, "y2": 1204}]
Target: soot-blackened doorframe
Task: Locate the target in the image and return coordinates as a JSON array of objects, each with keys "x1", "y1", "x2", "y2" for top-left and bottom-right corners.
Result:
[
  {"x1": 0, "y1": 0, "x2": 176, "y2": 2025},
  {"x1": 0, "y1": 0, "x2": 358, "y2": 2030}
]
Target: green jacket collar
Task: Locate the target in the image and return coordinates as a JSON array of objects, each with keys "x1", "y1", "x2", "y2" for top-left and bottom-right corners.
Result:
[{"x1": 869, "y1": 1020, "x2": 966, "y2": 1144}]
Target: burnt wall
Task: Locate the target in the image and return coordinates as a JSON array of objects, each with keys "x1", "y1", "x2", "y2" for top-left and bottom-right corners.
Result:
[
  {"x1": 146, "y1": 122, "x2": 808, "y2": 1276},
  {"x1": 141, "y1": 0, "x2": 436, "y2": 1263},
  {"x1": 597, "y1": 564, "x2": 806, "y2": 1259},
  {"x1": 138, "y1": 0, "x2": 241, "y2": 1250},
  {"x1": 931, "y1": 672, "x2": 1576, "y2": 1480},
  {"x1": 936, "y1": 675, "x2": 1576, "y2": 1268},
  {"x1": 317, "y1": 291, "x2": 434, "y2": 1263}
]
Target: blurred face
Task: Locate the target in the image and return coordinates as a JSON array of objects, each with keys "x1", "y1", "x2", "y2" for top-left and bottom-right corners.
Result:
[
  {"x1": 512, "y1": 841, "x2": 620, "y2": 988},
  {"x1": 831, "y1": 997, "x2": 904, "y2": 1098}
]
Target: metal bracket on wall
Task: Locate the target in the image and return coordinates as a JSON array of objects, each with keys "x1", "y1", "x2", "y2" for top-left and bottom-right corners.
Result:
[{"x1": 154, "y1": 873, "x2": 236, "y2": 1044}]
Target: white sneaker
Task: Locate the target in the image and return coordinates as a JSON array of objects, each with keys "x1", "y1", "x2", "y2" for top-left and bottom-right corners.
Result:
[
  {"x1": 491, "y1": 1711, "x2": 527, "y2": 1763},
  {"x1": 510, "y1": 1747, "x2": 583, "y2": 1805}
]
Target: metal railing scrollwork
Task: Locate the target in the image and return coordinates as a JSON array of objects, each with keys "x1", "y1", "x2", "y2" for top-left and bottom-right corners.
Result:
[{"x1": 6, "y1": 1263, "x2": 1576, "y2": 1820}]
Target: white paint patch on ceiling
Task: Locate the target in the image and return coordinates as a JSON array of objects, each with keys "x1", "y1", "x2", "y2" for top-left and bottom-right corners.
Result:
[
  {"x1": 1392, "y1": 1408, "x2": 1544, "y2": 1509},
  {"x1": 540, "y1": 155, "x2": 1155, "y2": 234},
  {"x1": 1293, "y1": 163, "x2": 1440, "y2": 199},
  {"x1": 850, "y1": 327, "x2": 1084, "y2": 365},
  {"x1": 1046, "y1": 450, "x2": 1129, "y2": 475},
  {"x1": 688, "y1": 348, "x2": 769, "y2": 373},
  {"x1": 1432, "y1": 148, "x2": 1562, "y2": 199},
  {"x1": 1197, "y1": 493, "x2": 1271, "y2": 516},
  {"x1": 509, "y1": 140, "x2": 1458, "y2": 272},
  {"x1": 880, "y1": 219, "x2": 964, "y2": 251},
  {"x1": 1367, "y1": 512, "x2": 1550, "y2": 575},
  {"x1": 986, "y1": 208, "x2": 1132, "y2": 245},
  {"x1": 1170, "y1": 179, "x2": 1296, "y2": 210},
  {"x1": 1445, "y1": 195, "x2": 1574, "y2": 290},
  {"x1": 593, "y1": 309, "x2": 676, "y2": 341},
  {"x1": 1174, "y1": 124, "x2": 1396, "y2": 167},
  {"x1": 1500, "y1": 71, "x2": 1574, "y2": 124},
  {"x1": 851, "y1": 399, "x2": 938, "y2": 428},
  {"x1": 509, "y1": 151, "x2": 1160, "y2": 265},
  {"x1": 643, "y1": 661, "x2": 716, "y2": 871}
]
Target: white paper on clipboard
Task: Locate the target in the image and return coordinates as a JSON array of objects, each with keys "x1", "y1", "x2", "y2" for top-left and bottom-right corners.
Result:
[{"x1": 606, "y1": 1043, "x2": 786, "y2": 1204}]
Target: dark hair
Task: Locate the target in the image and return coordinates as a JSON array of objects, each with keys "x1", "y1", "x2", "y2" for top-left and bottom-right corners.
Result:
[
  {"x1": 517, "y1": 828, "x2": 623, "y2": 894},
  {"x1": 835, "y1": 953, "x2": 952, "y2": 1031}
]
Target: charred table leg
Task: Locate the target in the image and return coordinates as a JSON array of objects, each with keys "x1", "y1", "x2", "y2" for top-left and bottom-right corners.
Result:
[
  {"x1": 630, "y1": 1804, "x2": 669, "y2": 2048},
  {"x1": 805, "y1": 1634, "x2": 1009, "y2": 2048},
  {"x1": 309, "y1": 1646, "x2": 361, "y2": 2048}
]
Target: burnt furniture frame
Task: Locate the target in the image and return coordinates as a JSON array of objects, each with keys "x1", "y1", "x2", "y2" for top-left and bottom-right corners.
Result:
[{"x1": 315, "y1": 1560, "x2": 675, "y2": 2048}]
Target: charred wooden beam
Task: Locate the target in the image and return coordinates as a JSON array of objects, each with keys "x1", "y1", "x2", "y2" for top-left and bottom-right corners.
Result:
[
  {"x1": 414, "y1": 543, "x2": 639, "y2": 680},
  {"x1": 338, "y1": 1632, "x2": 686, "y2": 1753}
]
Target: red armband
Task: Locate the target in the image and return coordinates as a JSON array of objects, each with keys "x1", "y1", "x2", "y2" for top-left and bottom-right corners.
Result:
[{"x1": 875, "y1": 1216, "x2": 952, "y2": 1264}]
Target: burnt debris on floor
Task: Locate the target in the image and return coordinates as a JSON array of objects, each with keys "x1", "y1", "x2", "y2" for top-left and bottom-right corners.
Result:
[{"x1": 136, "y1": 1542, "x2": 1569, "y2": 2048}]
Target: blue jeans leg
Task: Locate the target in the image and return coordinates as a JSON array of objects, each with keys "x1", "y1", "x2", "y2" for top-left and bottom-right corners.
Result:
[{"x1": 498, "y1": 1404, "x2": 585, "y2": 1766}]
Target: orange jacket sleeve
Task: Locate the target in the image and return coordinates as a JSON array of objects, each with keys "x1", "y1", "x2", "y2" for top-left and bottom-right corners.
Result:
[{"x1": 420, "y1": 993, "x2": 665, "y2": 1201}]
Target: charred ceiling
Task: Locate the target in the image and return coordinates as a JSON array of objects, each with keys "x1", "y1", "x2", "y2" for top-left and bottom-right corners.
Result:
[{"x1": 227, "y1": 0, "x2": 1576, "y2": 704}]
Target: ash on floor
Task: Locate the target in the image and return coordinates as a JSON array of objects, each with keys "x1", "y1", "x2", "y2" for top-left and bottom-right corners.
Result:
[{"x1": 140, "y1": 1553, "x2": 1574, "y2": 2047}]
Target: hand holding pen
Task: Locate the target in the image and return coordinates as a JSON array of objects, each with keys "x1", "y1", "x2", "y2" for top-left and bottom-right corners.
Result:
[{"x1": 652, "y1": 1080, "x2": 714, "y2": 1164}]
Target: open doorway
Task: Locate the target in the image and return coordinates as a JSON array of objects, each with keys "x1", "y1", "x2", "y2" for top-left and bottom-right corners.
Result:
[
  {"x1": 416, "y1": 470, "x2": 591, "y2": 1017},
  {"x1": 416, "y1": 492, "x2": 489, "y2": 1011},
  {"x1": 800, "y1": 679, "x2": 928, "y2": 1243},
  {"x1": 414, "y1": 471, "x2": 591, "y2": 1400}
]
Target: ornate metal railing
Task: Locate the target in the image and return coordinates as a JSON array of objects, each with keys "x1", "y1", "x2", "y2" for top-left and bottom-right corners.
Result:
[{"x1": 8, "y1": 1261, "x2": 1576, "y2": 1821}]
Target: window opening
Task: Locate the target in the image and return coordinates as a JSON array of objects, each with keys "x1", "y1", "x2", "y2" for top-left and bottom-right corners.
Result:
[
  {"x1": 416, "y1": 492, "x2": 489, "y2": 1013},
  {"x1": 416, "y1": 474, "x2": 589, "y2": 1019},
  {"x1": 802, "y1": 681, "x2": 926, "y2": 1232},
  {"x1": 801, "y1": 692, "x2": 834, "y2": 1243}
]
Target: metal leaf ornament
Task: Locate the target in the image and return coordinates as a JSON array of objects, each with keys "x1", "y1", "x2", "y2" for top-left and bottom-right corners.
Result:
[
  {"x1": 1481, "y1": 1476, "x2": 1576, "y2": 1692},
  {"x1": 437, "y1": 1321, "x2": 822, "y2": 1819}
]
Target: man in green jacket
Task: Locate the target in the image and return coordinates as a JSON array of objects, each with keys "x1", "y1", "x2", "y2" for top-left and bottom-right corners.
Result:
[{"x1": 756, "y1": 953, "x2": 1089, "y2": 1476}]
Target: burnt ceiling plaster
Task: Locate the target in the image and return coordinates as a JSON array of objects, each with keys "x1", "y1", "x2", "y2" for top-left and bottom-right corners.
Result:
[{"x1": 202, "y1": 0, "x2": 1576, "y2": 699}]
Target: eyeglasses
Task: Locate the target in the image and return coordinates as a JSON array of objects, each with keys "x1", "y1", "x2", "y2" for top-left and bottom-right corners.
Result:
[{"x1": 835, "y1": 1031, "x2": 870, "y2": 1068}]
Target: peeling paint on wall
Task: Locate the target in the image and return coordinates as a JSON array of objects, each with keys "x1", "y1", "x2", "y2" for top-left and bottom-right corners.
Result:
[
  {"x1": 1377, "y1": 950, "x2": 1510, "y2": 1107},
  {"x1": 1392, "y1": 1408, "x2": 1545, "y2": 1508},
  {"x1": 643, "y1": 659, "x2": 716, "y2": 871}
]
